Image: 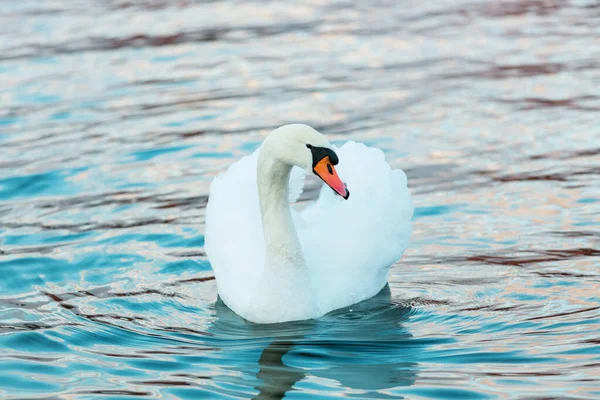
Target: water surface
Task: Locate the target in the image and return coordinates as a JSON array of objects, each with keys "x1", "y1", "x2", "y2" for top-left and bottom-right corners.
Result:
[{"x1": 1, "y1": 0, "x2": 599, "y2": 398}]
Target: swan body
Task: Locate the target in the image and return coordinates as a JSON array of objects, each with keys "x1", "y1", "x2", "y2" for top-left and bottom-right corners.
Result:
[{"x1": 205, "y1": 124, "x2": 412, "y2": 323}]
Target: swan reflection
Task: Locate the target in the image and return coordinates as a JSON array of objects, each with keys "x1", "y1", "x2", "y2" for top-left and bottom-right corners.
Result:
[{"x1": 210, "y1": 286, "x2": 422, "y2": 399}]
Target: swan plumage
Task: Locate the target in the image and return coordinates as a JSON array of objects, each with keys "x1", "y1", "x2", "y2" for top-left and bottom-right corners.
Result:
[{"x1": 205, "y1": 124, "x2": 412, "y2": 323}]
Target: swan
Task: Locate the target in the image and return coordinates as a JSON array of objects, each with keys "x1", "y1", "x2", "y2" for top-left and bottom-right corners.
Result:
[{"x1": 205, "y1": 124, "x2": 412, "y2": 323}]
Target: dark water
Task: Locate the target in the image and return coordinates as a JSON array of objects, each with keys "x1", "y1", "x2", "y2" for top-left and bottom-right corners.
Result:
[{"x1": 1, "y1": 0, "x2": 599, "y2": 398}]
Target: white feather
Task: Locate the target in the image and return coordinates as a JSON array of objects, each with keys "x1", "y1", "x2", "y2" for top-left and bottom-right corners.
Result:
[{"x1": 205, "y1": 136, "x2": 412, "y2": 323}]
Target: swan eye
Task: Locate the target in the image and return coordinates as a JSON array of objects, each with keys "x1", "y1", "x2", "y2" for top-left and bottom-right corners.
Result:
[
  {"x1": 327, "y1": 163, "x2": 333, "y2": 175},
  {"x1": 307, "y1": 145, "x2": 339, "y2": 168}
]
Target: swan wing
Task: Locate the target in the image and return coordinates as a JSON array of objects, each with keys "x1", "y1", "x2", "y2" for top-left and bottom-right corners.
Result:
[{"x1": 298, "y1": 141, "x2": 413, "y2": 313}]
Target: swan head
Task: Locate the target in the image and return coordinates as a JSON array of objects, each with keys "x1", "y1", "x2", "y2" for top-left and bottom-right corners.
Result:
[{"x1": 262, "y1": 124, "x2": 350, "y2": 199}]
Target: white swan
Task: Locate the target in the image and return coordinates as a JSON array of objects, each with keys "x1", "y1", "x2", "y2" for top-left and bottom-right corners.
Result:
[{"x1": 205, "y1": 124, "x2": 412, "y2": 323}]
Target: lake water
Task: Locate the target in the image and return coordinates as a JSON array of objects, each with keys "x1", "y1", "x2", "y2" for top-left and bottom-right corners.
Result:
[{"x1": 1, "y1": 0, "x2": 599, "y2": 398}]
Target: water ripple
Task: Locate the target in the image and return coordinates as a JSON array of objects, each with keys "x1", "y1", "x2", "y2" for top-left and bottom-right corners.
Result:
[{"x1": 1, "y1": 0, "x2": 599, "y2": 398}]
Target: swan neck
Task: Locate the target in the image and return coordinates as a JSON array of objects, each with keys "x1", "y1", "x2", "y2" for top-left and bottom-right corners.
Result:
[{"x1": 257, "y1": 156, "x2": 305, "y2": 270}]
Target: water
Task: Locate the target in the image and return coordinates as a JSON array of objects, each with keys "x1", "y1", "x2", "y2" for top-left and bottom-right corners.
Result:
[{"x1": 1, "y1": 0, "x2": 599, "y2": 398}]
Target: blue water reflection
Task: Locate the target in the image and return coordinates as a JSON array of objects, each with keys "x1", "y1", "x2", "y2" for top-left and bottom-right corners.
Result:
[{"x1": 1, "y1": 0, "x2": 599, "y2": 398}]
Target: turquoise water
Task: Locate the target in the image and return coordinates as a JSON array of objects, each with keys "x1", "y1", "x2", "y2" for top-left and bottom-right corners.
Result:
[{"x1": 1, "y1": 0, "x2": 600, "y2": 398}]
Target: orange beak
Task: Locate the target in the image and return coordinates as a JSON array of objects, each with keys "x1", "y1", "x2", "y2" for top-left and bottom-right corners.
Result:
[{"x1": 313, "y1": 156, "x2": 350, "y2": 199}]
